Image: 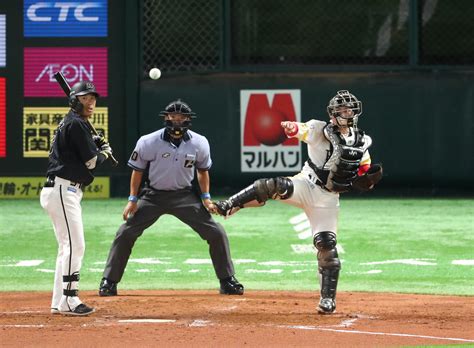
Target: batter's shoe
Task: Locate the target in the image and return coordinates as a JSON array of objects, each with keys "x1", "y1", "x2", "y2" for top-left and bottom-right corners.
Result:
[
  {"x1": 50, "y1": 308, "x2": 60, "y2": 314},
  {"x1": 59, "y1": 304, "x2": 95, "y2": 316},
  {"x1": 220, "y1": 276, "x2": 244, "y2": 295},
  {"x1": 99, "y1": 278, "x2": 118, "y2": 296},
  {"x1": 318, "y1": 298, "x2": 336, "y2": 314}
]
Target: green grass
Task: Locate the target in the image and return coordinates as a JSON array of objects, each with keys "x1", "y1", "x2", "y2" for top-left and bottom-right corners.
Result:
[{"x1": 0, "y1": 198, "x2": 473, "y2": 295}]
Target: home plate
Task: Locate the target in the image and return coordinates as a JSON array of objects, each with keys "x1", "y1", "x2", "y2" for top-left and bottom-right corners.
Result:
[{"x1": 118, "y1": 319, "x2": 176, "y2": 323}]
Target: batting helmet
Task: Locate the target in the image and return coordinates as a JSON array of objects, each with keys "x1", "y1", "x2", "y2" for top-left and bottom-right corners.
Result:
[
  {"x1": 327, "y1": 90, "x2": 362, "y2": 127},
  {"x1": 160, "y1": 99, "x2": 196, "y2": 137},
  {"x1": 69, "y1": 81, "x2": 99, "y2": 113}
]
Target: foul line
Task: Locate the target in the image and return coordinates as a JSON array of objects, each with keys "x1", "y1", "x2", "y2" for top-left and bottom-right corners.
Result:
[{"x1": 279, "y1": 325, "x2": 474, "y2": 343}]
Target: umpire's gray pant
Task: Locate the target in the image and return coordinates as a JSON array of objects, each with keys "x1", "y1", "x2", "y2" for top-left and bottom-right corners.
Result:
[{"x1": 102, "y1": 188, "x2": 235, "y2": 283}]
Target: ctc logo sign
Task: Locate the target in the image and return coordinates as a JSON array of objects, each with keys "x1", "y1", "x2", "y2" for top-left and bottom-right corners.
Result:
[
  {"x1": 241, "y1": 90, "x2": 300, "y2": 146},
  {"x1": 26, "y1": 2, "x2": 102, "y2": 22}
]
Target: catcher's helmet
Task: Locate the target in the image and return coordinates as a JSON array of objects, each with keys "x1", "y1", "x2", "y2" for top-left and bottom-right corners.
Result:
[
  {"x1": 327, "y1": 90, "x2": 362, "y2": 127},
  {"x1": 69, "y1": 81, "x2": 99, "y2": 113},
  {"x1": 160, "y1": 99, "x2": 196, "y2": 137}
]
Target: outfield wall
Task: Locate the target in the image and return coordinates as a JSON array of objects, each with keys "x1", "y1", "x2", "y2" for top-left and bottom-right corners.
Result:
[
  {"x1": 138, "y1": 71, "x2": 474, "y2": 194},
  {"x1": 0, "y1": 1, "x2": 472, "y2": 197}
]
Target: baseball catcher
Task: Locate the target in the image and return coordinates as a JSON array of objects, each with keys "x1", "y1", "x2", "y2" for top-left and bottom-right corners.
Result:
[{"x1": 215, "y1": 90, "x2": 382, "y2": 314}]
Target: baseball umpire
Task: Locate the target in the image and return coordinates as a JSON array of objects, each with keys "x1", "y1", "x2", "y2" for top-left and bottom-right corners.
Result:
[
  {"x1": 40, "y1": 80, "x2": 113, "y2": 316},
  {"x1": 99, "y1": 99, "x2": 244, "y2": 296},
  {"x1": 215, "y1": 90, "x2": 382, "y2": 314}
]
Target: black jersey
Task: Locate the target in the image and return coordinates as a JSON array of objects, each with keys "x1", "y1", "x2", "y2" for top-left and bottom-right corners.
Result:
[{"x1": 46, "y1": 110, "x2": 99, "y2": 185}]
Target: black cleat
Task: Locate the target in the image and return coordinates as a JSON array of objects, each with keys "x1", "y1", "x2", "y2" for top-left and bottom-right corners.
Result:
[
  {"x1": 220, "y1": 276, "x2": 244, "y2": 295},
  {"x1": 60, "y1": 303, "x2": 95, "y2": 316},
  {"x1": 318, "y1": 298, "x2": 336, "y2": 314},
  {"x1": 99, "y1": 278, "x2": 118, "y2": 296}
]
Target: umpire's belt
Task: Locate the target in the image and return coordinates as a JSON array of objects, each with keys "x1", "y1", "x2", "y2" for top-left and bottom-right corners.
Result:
[{"x1": 45, "y1": 176, "x2": 85, "y2": 190}]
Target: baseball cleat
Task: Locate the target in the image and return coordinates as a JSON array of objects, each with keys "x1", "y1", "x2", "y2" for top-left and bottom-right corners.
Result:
[
  {"x1": 99, "y1": 278, "x2": 118, "y2": 296},
  {"x1": 318, "y1": 298, "x2": 336, "y2": 314},
  {"x1": 50, "y1": 308, "x2": 60, "y2": 314},
  {"x1": 219, "y1": 276, "x2": 244, "y2": 295},
  {"x1": 59, "y1": 303, "x2": 95, "y2": 316}
]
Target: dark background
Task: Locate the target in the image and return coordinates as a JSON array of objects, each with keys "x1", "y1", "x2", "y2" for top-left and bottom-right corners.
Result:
[{"x1": 1, "y1": 0, "x2": 473, "y2": 196}]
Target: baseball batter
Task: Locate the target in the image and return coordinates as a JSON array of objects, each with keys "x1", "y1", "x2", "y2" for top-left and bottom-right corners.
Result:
[
  {"x1": 40, "y1": 81, "x2": 113, "y2": 316},
  {"x1": 215, "y1": 90, "x2": 382, "y2": 314},
  {"x1": 99, "y1": 99, "x2": 244, "y2": 296}
]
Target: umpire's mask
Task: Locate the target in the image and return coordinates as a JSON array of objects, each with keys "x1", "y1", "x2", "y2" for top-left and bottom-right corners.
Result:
[{"x1": 160, "y1": 99, "x2": 197, "y2": 137}]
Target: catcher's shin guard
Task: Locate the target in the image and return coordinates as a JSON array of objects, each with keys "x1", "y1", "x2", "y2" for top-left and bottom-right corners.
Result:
[
  {"x1": 315, "y1": 232, "x2": 341, "y2": 313},
  {"x1": 215, "y1": 177, "x2": 294, "y2": 217},
  {"x1": 215, "y1": 184, "x2": 257, "y2": 217}
]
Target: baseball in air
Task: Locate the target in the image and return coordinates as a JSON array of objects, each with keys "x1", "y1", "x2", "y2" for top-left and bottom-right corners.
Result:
[{"x1": 149, "y1": 68, "x2": 161, "y2": 80}]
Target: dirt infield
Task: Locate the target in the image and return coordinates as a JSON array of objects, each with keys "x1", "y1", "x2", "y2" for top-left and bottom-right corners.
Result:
[{"x1": 1, "y1": 290, "x2": 473, "y2": 347}]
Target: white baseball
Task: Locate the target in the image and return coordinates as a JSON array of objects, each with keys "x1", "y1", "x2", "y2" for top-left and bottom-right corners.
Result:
[{"x1": 149, "y1": 68, "x2": 161, "y2": 80}]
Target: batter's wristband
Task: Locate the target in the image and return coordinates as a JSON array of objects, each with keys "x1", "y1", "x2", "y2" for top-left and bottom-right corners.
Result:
[
  {"x1": 128, "y1": 195, "x2": 138, "y2": 203},
  {"x1": 200, "y1": 192, "x2": 211, "y2": 200}
]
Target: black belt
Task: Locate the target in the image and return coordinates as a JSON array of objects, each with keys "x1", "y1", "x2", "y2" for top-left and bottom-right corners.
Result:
[
  {"x1": 44, "y1": 176, "x2": 85, "y2": 190},
  {"x1": 44, "y1": 177, "x2": 55, "y2": 188}
]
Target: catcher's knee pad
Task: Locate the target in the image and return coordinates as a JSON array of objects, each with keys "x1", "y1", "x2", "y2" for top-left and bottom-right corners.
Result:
[
  {"x1": 317, "y1": 247, "x2": 341, "y2": 270},
  {"x1": 313, "y1": 231, "x2": 337, "y2": 251},
  {"x1": 254, "y1": 176, "x2": 294, "y2": 202}
]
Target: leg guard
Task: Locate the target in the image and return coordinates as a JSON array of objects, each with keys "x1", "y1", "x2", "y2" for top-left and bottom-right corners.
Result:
[
  {"x1": 215, "y1": 177, "x2": 293, "y2": 216},
  {"x1": 314, "y1": 231, "x2": 341, "y2": 302}
]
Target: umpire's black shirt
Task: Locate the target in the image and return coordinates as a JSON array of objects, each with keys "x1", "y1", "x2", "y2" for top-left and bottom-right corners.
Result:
[{"x1": 46, "y1": 110, "x2": 99, "y2": 185}]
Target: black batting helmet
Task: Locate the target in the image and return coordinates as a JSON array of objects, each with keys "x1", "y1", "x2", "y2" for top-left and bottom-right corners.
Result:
[
  {"x1": 160, "y1": 99, "x2": 196, "y2": 137},
  {"x1": 69, "y1": 81, "x2": 99, "y2": 113}
]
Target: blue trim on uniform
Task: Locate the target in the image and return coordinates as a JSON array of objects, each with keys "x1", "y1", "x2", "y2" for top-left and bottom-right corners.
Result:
[{"x1": 127, "y1": 162, "x2": 146, "y2": 172}]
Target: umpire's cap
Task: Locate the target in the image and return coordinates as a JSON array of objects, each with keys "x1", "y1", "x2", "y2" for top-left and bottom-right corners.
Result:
[
  {"x1": 70, "y1": 81, "x2": 100, "y2": 98},
  {"x1": 159, "y1": 99, "x2": 196, "y2": 118}
]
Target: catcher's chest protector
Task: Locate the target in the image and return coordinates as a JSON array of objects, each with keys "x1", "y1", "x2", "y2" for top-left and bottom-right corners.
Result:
[{"x1": 322, "y1": 125, "x2": 367, "y2": 193}]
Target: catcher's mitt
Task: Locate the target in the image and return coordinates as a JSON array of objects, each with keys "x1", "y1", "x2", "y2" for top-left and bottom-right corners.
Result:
[{"x1": 352, "y1": 164, "x2": 383, "y2": 192}]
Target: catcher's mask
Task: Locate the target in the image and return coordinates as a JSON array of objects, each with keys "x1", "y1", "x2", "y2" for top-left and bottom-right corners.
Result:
[
  {"x1": 327, "y1": 90, "x2": 362, "y2": 128},
  {"x1": 159, "y1": 99, "x2": 196, "y2": 137},
  {"x1": 69, "y1": 81, "x2": 99, "y2": 114}
]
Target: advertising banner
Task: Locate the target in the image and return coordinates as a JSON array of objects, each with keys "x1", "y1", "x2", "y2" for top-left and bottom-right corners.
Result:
[
  {"x1": 0, "y1": 15, "x2": 5, "y2": 67},
  {"x1": 23, "y1": 107, "x2": 108, "y2": 157},
  {"x1": 240, "y1": 90, "x2": 301, "y2": 172},
  {"x1": 0, "y1": 177, "x2": 110, "y2": 199},
  {"x1": 24, "y1": 0, "x2": 108, "y2": 37},
  {"x1": 0, "y1": 78, "x2": 5, "y2": 157},
  {"x1": 24, "y1": 47, "x2": 108, "y2": 97}
]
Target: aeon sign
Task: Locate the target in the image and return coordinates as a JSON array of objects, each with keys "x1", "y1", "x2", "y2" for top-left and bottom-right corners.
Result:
[
  {"x1": 24, "y1": 47, "x2": 108, "y2": 97},
  {"x1": 24, "y1": 0, "x2": 107, "y2": 37},
  {"x1": 36, "y1": 64, "x2": 94, "y2": 83},
  {"x1": 240, "y1": 90, "x2": 301, "y2": 172}
]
